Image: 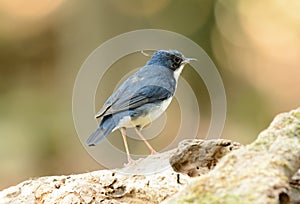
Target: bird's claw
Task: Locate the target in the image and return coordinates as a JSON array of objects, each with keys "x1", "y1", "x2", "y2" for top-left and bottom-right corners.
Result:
[
  {"x1": 151, "y1": 150, "x2": 157, "y2": 155},
  {"x1": 124, "y1": 157, "x2": 136, "y2": 166}
]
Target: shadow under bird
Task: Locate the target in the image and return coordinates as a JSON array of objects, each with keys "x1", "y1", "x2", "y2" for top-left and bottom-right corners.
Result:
[{"x1": 86, "y1": 50, "x2": 196, "y2": 163}]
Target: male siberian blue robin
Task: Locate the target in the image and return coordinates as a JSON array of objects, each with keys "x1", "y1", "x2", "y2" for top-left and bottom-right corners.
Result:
[{"x1": 86, "y1": 50, "x2": 196, "y2": 162}]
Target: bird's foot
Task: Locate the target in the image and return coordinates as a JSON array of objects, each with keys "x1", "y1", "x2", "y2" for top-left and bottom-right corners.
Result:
[
  {"x1": 150, "y1": 149, "x2": 157, "y2": 155},
  {"x1": 124, "y1": 157, "x2": 136, "y2": 166}
]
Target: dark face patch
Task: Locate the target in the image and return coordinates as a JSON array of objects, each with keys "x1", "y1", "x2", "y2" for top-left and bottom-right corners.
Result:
[
  {"x1": 146, "y1": 50, "x2": 186, "y2": 71},
  {"x1": 170, "y1": 54, "x2": 183, "y2": 70}
]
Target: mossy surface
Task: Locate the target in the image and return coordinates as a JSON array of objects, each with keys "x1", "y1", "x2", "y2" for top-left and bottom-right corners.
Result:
[{"x1": 167, "y1": 108, "x2": 300, "y2": 204}]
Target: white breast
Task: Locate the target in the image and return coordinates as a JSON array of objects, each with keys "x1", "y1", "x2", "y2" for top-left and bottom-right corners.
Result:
[
  {"x1": 114, "y1": 97, "x2": 173, "y2": 130},
  {"x1": 173, "y1": 65, "x2": 184, "y2": 83},
  {"x1": 113, "y1": 65, "x2": 184, "y2": 131},
  {"x1": 147, "y1": 97, "x2": 172, "y2": 121}
]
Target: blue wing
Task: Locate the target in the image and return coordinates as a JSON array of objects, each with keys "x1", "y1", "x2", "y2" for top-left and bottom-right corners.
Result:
[
  {"x1": 122, "y1": 85, "x2": 173, "y2": 109},
  {"x1": 95, "y1": 65, "x2": 175, "y2": 118}
]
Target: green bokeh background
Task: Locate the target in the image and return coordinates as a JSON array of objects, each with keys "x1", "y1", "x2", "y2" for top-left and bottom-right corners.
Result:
[{"x1": 0, "y1": 0, "x2": 299, "y2": 189}]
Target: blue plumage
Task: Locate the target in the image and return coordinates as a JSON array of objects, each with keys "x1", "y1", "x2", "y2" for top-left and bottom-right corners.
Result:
[{"x1": 86, "y1": 50, "x2": 196, "y2": 161}]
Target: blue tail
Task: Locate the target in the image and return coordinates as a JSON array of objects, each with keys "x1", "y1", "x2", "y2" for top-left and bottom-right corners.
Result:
[{"x1": 86, "y1": 115, "x2": 117, "y2": 146}]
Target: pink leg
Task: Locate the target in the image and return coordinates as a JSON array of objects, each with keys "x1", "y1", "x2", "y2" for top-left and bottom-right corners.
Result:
[
  {"x1": 135, "y1": 127, "x2": 157, "y2": 155},
  {"x1": 120, "y1": 128, "x2": 134, "y2": 163}
]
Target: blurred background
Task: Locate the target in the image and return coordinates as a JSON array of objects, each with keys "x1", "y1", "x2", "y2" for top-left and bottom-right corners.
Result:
[{"x1": 0, "y1": 0, "x2": 299, "y2": 190}]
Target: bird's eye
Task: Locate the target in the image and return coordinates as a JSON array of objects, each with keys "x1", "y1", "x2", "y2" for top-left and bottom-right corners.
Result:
[{"x1": 174, "y1": 57, "x2": 181, "y2": 63}]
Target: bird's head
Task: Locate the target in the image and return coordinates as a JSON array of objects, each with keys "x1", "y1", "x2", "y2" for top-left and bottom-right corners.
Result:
[{"x1": 146, "y1": 50, "x2": 196, "y2": 71}]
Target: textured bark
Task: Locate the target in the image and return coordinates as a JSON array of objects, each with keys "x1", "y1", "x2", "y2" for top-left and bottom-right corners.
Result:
[
  {"x1": 0, "y1": 150, "x2": 182, "y2": 204},
  {"x1": 169, "y1": 139, "x2": 241, "y2": 177},
  {"x1": 0, "y1": 108, "x2": 299, "y2": 204},
  {"x1": 165, "y1": 107, "x2": 300, "y2": 204},
  {"x1": 0, "y1": 139, "x2": 238, "y2": 204}
]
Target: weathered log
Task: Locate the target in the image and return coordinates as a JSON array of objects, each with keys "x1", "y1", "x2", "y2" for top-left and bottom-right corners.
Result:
[
  {"x1": 0, "y1": 108, "x2": 299, "y2": 204},
  {"x1": 165, "y1": 108, "x2": 300, "y2": 204}
]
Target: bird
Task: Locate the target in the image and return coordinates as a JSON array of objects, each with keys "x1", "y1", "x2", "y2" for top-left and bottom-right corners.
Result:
[{"x1": 86, "y1": 50, "x2": 196, "y2": 163}]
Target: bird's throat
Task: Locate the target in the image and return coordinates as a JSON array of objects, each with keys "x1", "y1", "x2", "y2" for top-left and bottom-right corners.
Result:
[{"x1": 173, "y1": 65, "x2": 185, "y2": 82}]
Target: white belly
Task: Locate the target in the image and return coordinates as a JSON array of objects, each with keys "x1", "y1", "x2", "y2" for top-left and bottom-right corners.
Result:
[
  {"x1": 147, "y1": 97, "x2": 172, "y2": 120},
  {"x1": 114, "y1": 97, "x2": 173, "y2": 130}
]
